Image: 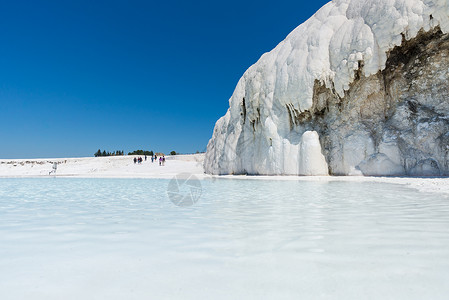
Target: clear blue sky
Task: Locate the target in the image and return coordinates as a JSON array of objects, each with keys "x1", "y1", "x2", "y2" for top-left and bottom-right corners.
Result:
[{"x1": 0, "y1": 0, "x2": 330, "y2": 159}]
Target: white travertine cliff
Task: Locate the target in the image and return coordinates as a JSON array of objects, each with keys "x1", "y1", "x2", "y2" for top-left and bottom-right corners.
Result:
[{"x1": 205, "y1": 0, "x2": 449, "y2": 176}]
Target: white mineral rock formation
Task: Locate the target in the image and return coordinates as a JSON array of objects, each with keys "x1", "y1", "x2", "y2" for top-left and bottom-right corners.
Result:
[{"x1": 205, "y1": 0, "x2": 449, "y2": 176}]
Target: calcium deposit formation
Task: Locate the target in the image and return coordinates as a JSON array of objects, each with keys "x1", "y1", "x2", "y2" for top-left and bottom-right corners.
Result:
[{"x1": 205, "y1": 0, "x2": 449, "y2": 176}]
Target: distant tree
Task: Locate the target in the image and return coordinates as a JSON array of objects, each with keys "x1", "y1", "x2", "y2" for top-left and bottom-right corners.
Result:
[
  {"x1": 128, "y1": 149, "x2": 154, "y2": 156},
  {"x1": 170, "y1": 151, "x2": 177, "y2": 155},
  {"x1": 95, "y1": 149, "x2": 127, "y2": 157}
]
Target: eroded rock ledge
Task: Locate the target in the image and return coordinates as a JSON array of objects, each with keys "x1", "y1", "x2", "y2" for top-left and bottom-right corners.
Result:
[{"x1": 302, "y1": 27, "x2": 449, "y2": 176}]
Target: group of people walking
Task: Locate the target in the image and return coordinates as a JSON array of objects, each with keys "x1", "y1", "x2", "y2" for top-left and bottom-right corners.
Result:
[
  {"x1": 133, "y1": 157, "x2": 144, "y2": 164},
  {"x1": 133, "y1": 154, "x2": 166, "y2": 166}
]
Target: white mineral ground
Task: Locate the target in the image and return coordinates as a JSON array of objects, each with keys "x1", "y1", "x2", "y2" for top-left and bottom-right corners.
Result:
[{"x1": 0, "y1": 154, "x2": 448, "y2": 195}]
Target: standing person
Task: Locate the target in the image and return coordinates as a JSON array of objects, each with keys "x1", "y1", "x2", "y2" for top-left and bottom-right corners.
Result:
[
  {"x1": 133, "y1": 157, "x2": 137, "y2": 164},
  {"x1": 145, "y1": 155, "x2": 147, "y2": 161},
  {"x1": 151, "y1": 156, "x2": 154, "y2": 163},
  {"x1": 159, "y1": 157, "x2": 162, "y2": 166},
  {"x1": 162, "y1": 156, "x2": 165, "y2": 166}
]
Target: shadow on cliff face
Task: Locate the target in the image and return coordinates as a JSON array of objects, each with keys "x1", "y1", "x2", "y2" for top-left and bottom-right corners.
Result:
[{"x1": 294, "y1": 26, "x2": 449, "y2": 176}]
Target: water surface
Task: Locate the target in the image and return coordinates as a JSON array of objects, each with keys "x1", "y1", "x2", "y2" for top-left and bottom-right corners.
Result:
[{"x1": 0, "y1": 178, "x2": 448, "y2": 299}]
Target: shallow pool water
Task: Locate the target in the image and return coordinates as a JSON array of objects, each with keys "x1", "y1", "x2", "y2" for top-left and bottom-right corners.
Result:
[{"x1": 0, "y1": 178, "x2": 448, "y2": 299}]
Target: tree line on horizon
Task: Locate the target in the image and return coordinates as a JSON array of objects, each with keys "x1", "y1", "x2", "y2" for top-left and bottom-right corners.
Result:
[
  {"x1": 94, "y1": 149, "x2": 203, "y2": 157},
  {"x1": 94, "y1": 149, "x2": 124, "y2": 157},
  {"x1": 94, "y1": 149, "x2": 158, "y2": 157},
  {"x1": 129, "y1": 150, "x2": 178, "y2": 156},
  {"x1": 128, "y1": 150, "x2": 154, "y2": 156}
]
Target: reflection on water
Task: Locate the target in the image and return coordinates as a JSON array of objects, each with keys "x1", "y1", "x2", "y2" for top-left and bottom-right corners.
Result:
[{"x1": 0, "y1": 178, "x2": 448, "y2": 299}]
